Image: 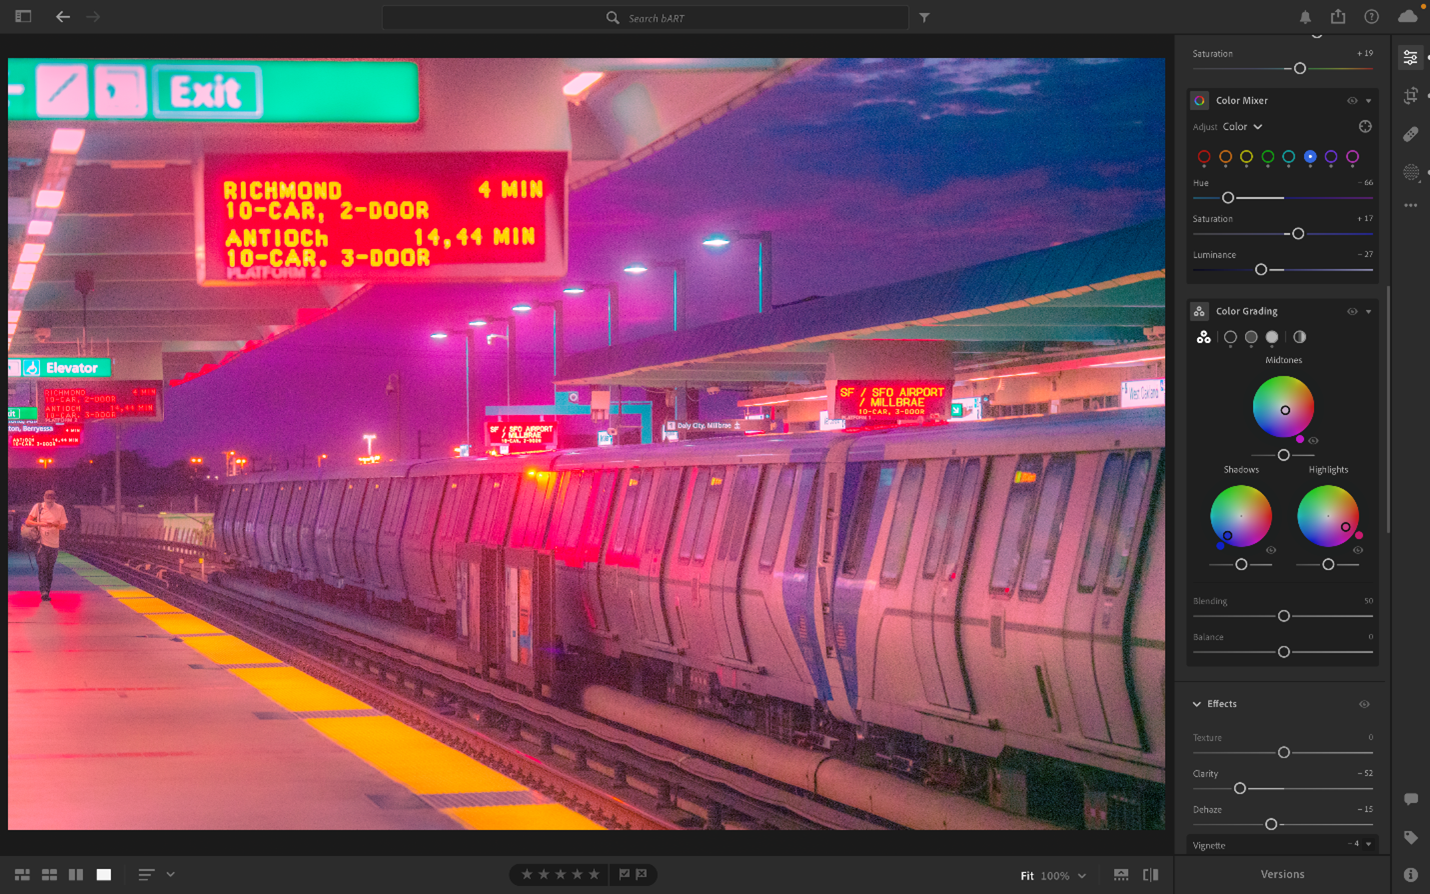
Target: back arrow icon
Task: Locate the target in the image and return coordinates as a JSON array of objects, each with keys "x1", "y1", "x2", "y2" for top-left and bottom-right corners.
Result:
[{"x1": 56, "y1": 9, "x2": 70, "y2": 20}]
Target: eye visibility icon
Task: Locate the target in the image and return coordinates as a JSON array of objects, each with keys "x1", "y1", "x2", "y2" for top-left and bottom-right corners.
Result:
[{"x1": 607, "y1": 10, "x2": 619, "y2": 23}]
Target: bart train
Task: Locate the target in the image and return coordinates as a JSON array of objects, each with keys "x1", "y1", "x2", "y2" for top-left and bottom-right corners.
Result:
[{"x1": 215, "y1": 407, "x2": 1165, "y2": 826}]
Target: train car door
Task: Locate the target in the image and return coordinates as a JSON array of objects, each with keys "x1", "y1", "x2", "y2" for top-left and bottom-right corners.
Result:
[
  {"x1": 709, "y1": 464, "x2": 764, "y2": 663},
  {"x1": 646, "y1": 466, "x2": 689, "y2": 649},
  {"x1": 828, "y1": 461, "x2": 897, "y2": 718},
  {"x1": 908, "y1": 458, "x2": 984, "y2": 713},
  {"x1": 501, "y1": 471, "x2": 557, "y2": 693},
  {"x1": 1065, "y1": 449, "x2": 1158, "y2": 748}
]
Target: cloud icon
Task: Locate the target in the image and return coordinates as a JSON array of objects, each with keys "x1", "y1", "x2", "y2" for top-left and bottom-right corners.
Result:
[{"x1": 1400, "y1": 8, "x2": 1419, "y2": 21}]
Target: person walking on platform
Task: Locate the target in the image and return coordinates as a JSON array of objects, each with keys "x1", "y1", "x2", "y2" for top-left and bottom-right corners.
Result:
[{"x1": 25, "y1": 490, "x2": 68, "y2": 601}]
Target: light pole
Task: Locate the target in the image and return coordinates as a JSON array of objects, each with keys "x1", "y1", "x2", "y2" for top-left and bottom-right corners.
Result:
[
  {"x1": 363, "y1": 433, "x2": 377, "y2": 456},
  {"x1": 624, "y1": 259, "x2": 687, "y2": 332},
  {"x1": 470, "y1": 315, "x2": 516, "y2": 406},
  {"x1": 561, "y1": 282, "x2": 620, "y2": 346},
  {"x1": 189, "y1": 456, "x2": 203, "y2": 512},
  {"x1": 431, "y1": 327, "x2": 478, "y2": 453},
  {"x1": 703, "y1": 231, "x2": 773, "y2": 313},
  {"x1": 511, "y1": 298, "x2": 564, "y2": 380}
]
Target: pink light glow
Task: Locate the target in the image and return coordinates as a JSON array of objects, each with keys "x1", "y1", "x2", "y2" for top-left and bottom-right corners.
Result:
[
  {"x1": 50, "y1": 128, "x2": 86, "y2": 154},
  {"x1": 562, "y1": 72, "x2": 604, "y2": 96}
]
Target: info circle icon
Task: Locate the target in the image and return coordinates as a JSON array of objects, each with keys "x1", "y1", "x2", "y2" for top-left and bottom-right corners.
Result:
[
  {"x1": 1210, "y1": 485, "x2": 1274, "y2": 547},
  {"x1": 1298, "y1": 485, "x2": 1360, "y2": 547},
  {"x1": 1253, "y1": 376, "x2": 1315, "y2": 438}
]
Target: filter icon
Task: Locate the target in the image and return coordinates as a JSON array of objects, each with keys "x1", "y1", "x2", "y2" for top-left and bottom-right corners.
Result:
[
  {"x1": 1253, "y1": 376, "x2": 1315, "y2": 438},
  {"x1": 1211, "y1": 485, "x2": 1273, "y2": 547},
  {"x1": 1298, "y1": 485, "x2": 1360, "y2": 547}
]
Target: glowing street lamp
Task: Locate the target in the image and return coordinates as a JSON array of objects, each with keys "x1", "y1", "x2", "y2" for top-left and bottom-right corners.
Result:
[
  {"x1": 512, "y1": 298, "x2": 565, "y2": 379},
  {"x1": 624, "y1": 259, "x2": 687, "y2": 331},
  {"x1": 703, "y1": 230, "x2": 773, "y2": 313},
  {"x1": 431, "y1": 327, "x2": 478, "y2": 452},
  {"x1": 562, "y1": 281, "x2": 620, "y2": 346},
  {"x1": 363, "y1": 433, "x2": 377, "y2": 456},
  {"x1": 470, "y1": 316, "x2": 516, "y2": 406},
  {"x1": 38, "y1": 457, "x2": 54, "y2": 469}
]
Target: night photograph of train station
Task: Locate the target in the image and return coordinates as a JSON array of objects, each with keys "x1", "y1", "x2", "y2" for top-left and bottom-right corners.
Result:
[{"x1": 10, "y1": 57, "x2": 1166, "y2": 834}]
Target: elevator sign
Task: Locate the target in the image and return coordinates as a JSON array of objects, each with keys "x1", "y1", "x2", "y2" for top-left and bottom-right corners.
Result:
[
  {"x1": 199, "y1": 152, "x2": 569, "y2": 284},
  {"x1": 834, "y1": 381, "x2": 952, "y2": 420}
]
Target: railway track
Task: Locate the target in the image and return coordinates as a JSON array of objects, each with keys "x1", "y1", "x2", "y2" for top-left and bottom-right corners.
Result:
[{"x1": 72, "y1": 538, "x2": 893, "y2": 831}]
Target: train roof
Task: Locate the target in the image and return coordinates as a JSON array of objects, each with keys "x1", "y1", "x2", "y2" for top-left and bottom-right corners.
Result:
[{"x1": 224, "y1": 407, "x2": 1164, "y2": 486}]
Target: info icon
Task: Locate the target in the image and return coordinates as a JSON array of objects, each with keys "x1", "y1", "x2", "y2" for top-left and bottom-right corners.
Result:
[{"x1": 1190, "y1": 90, "x2": 1210, "y2": 111}]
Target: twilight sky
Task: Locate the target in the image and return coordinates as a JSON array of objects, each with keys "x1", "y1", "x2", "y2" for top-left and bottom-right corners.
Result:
[{"x1": 113, "y1": 57, "x2": 1164, "y2": 469}]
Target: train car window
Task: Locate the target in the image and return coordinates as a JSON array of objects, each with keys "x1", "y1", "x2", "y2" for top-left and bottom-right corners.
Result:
[
  {"x1": 535, "y1": 472, "x2": 559, "y2": 547},
  {"x1": 922, "y1": 460, "x2": 963, "y2": 579},
  {"x1": 1078, "y1": 453, "x2": 1127, "y2": 592},
  {"x1": 316, "y1": 480, "x2": 344, "y2": 532},
  {"x1": 760, "y1": 464, "x2": 798, "y2": 569},
  {"x1": 794, "y1": 467, "x2": 822, "y2": 569},
  {"x1": 841, "y1": 463, "x2": 890, "y2": 577},
  {"x1": 336, "y1": 480, "x2": 364, "y2": 532},
  {"x1": 509, "y1": 475, "x2": 538, "y2": 546},
  {"x1": 381, "y1": 479, "x2": 414, "y2": 536},
  {"x1": 989, "y1": 455, "x2": 1045, "y2": 597},
  {"x1": 678, "y1": 468, "x2": 711, "y2": 561},
  {"x1": 718, "y1": 465, "x2": 763, "y2": 562},
  {"x1": 623, "y1": 469, "x2": 655, "y2": 556},
  {"x1": 403, "y1": 478, "x2": 444, "y2": 539},
  {"x1": 691, "y1": 467, "x2": 726, "y2": 564},
  {"x1": 1104, "y1": 451, "x2": 1154, "y2": 594},
  {"x1": 563, "y1": 472, "x2": 595, "y2": 548},
  {"x1": 610, "y1": 470, "x2": 643, "y2": 557},
  {"x1": 483, "y1": 474, "x2": 518, "y2": 545},
  {"x1": 642, "y1": 469, "x2": 681, "y2": 555},
  {"x1": 1019, "y1": 454, "x2": 1075, "y2": 601},
  {"x1": 356, "y1": 479, "x2": 388, "y2": 534},
  {"x1": 943, "y1": 459, "x2": 982, "y2": 576},
  {"x1": 435, "y1": 477, "x2": 471, "y2": 540},
  {"x1": 880, "y1": 460, "x2": 926, "y2": 585},
  {"x1": 585, "y1": 470, "x2": 618, "y2": 552},
  {"x1": 551, "y1": 472, "x2": 576, "y2": 547}
]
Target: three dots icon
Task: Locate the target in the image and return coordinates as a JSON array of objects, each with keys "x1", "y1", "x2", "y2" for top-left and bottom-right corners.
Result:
[{"x1": 1197, "y1": 330, "x2": 1212, "y2": 344}]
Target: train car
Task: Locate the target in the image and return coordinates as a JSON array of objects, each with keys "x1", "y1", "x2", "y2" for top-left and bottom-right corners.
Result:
[{"x1": 216, "y1": 406, "x2": 1165, "y2": 824}]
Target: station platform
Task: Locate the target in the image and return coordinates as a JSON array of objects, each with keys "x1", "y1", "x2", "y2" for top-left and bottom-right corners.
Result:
[{"x1": 7, "y1": 550, "x2": 603, "y2": 831}]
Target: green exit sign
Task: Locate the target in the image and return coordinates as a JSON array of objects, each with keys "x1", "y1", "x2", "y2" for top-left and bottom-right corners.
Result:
[
  {"x1": 154, "y1": 65, "x2": 263, "y2": 120},
  {"x1": 7, "y1": 60, "x2": 418, "y2": 123},
  {"x1": 8, "y1": 407, "x2": 38, "y2": 421},
  {"x1": 8, "y1": 357, "x2": 112, "y2": 378}
]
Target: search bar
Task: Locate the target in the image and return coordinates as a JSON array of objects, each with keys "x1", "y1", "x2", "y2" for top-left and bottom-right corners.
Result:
[{"x1": 384, "y1": 5, "x2": 908, "y2": 30}]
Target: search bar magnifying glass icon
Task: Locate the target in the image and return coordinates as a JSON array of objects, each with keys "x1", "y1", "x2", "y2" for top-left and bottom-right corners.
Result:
[{"x1": 606, "y1": 9, "x2": 619, "y2": 23}]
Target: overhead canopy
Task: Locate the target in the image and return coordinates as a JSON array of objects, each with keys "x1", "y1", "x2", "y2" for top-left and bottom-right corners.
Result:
[
  {"x1": 558, "y1": 218, "x2": 1166, "y2": 390},
  {"x1": 7, "y1": 57, "x2": 803, "y2": 382}
]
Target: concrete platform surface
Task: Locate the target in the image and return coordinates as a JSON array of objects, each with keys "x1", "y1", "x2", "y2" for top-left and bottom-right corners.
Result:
[{"x1": 8, "y1": 551, "x2": 603, "y2": 831}]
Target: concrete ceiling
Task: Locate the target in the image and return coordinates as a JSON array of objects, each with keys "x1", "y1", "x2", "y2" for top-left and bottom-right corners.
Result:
[{"x1": 7, "y1": 57, "x2": 801, "y2": 383}]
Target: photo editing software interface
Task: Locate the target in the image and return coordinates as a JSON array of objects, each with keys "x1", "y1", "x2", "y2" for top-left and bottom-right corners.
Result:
[{"x1": 3, "y1": 2, "x2": 1424, "y2": 892}]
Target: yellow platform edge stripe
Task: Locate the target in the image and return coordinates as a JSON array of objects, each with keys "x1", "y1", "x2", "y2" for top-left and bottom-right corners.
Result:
[{"x1": 63, "y1": 555, "x2": 602, "y2": 830}]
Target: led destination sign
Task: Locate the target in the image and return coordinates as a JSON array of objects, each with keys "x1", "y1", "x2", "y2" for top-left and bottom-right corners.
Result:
[
  {"x1": 487, "y1": 418, "x2": 558, "y2": 454},
  {"x1": 834, "y1": 381, "x2": 952, "y2": 419},
  {"x1": 9, "y1": 422, "x2": 83, "y2": 449},
  {"x1": 200, "y1": 153, "x2": 569, "y2": 284},
  {"x1": 42, "y1": 381, "x2": 162, "y2": 422}
]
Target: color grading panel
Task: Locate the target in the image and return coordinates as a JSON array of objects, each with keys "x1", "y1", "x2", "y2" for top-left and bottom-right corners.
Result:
[
  {"x1": 1188, "y1": 88, "x2": 1379, "y2": 285},
  {"x1": 1187, "y1": 299, "x2": 1380, "y2": 667}
]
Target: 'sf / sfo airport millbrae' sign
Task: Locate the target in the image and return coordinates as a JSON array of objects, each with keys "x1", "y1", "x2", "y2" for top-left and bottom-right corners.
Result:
[
  {"x1": 834, "y1": 381, "x2": 952, "y2": 420},
  {"x1": 199, "y1": 153, "x2": 569, "y2": 284}
]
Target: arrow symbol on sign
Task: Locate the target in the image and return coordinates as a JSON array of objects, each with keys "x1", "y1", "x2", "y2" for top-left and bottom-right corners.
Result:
[{"x1": 56, "y1": 9, "x2": 69, "y2": 20}]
